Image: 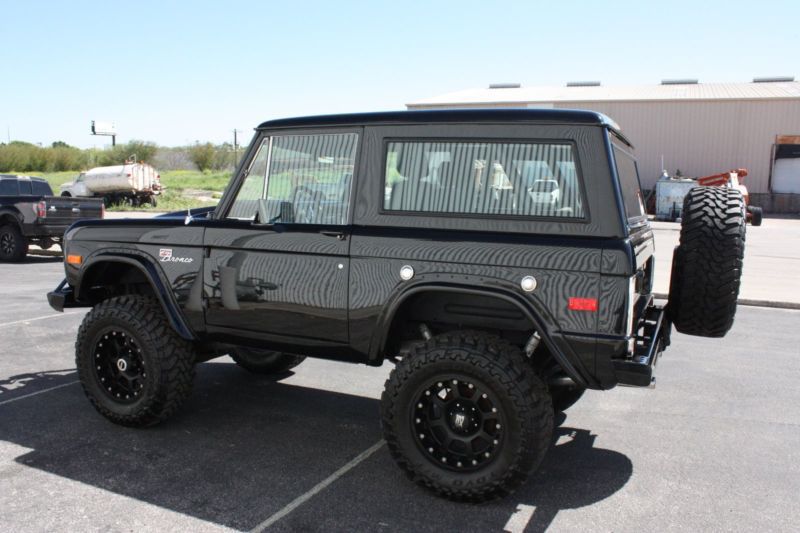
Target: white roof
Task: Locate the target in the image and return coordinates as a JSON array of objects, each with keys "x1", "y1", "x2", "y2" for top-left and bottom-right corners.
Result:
[{"x1": 408, "y1": 81, "x2": 800, "y2": 107}]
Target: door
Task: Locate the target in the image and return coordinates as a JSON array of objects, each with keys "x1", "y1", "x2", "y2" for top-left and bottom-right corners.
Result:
[{"x1": 203, "y1": 129, "x2": 360, "y2": 345}]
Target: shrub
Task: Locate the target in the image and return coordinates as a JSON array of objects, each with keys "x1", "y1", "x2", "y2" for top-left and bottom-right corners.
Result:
[{"x1": 189, "y1": 142, "x2": 216, "y2": 171}]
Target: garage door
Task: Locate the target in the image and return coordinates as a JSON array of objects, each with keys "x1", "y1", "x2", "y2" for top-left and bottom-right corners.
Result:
[{"x1": 772, "y1": 143, "x2": 800, "y2": 194}]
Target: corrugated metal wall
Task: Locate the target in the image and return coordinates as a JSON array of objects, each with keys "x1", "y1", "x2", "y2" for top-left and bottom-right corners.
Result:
[{"x1": 553, "y1": 100, "x2": 800, "y2": 193}]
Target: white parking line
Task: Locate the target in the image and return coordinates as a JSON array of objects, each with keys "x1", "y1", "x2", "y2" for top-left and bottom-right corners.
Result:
[
  {"x1": 0, "y1": 380, "x2": 79, "y2": 407},
  {"x1": 250, "y1": 440, "x2": 385, "y2": 532},
  {"x1": 503, "y1": 504, "x2": 536, "y2": 533},
  {"x1": 0, "y1": 312, "x2": 82, "y2": 328}
]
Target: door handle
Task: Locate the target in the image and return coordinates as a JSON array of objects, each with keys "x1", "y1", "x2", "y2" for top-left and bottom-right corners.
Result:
[
  {"x1": 71, "y1": 207, "x2": 81, "y2": 213},
  {"x1": 320, "y1": 230, "x2": 347, "y2": 241}
]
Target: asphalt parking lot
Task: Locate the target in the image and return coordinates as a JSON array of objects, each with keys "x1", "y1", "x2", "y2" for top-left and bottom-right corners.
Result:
[{"x1": 1, "y1": 246, "x2": 799, "y2": 531}]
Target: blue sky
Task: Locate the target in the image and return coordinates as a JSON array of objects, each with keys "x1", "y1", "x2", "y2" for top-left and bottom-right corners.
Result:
[{"x1": 1, "y1": 0, "x2": 796, "y2": 148}]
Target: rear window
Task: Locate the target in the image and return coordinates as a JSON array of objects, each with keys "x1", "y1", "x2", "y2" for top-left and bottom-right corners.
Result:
[
  {"x1": 383, "y1": 140, "x2": 585, "y2": 219},
  {"x1": 612, "y1": 144, "x2": 645, "y2": 220},
  {"x1": 31, "y1": 180, "x2": 52, "y2": 196},
  {"x1": 0, "y1": 179, "x2": 18, "y2": 195}
]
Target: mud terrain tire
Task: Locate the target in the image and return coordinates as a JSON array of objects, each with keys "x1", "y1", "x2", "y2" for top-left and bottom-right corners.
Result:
[
  {"x1": 76, "y1": 295, "x2": 196, "y2": 427},
  {"x1": 668, "y1": 186, "x2": 745, "y2": 337},
  {"x1": 381, "y1": 331, "x2": 553, "y2": 502}
]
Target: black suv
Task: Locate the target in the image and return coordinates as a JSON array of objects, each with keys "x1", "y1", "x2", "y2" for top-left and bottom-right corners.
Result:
[{"x1": 48, "y1": 109, "x2": 745, "y2": 501}]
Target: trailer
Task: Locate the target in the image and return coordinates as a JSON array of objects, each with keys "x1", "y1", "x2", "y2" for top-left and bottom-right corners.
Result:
[
  {"x1": 654, "y1": 168, "x2": 762, "y2": 225},
  {"x1": 60, "y1": 161, "x2": 163, "y2": 207}
]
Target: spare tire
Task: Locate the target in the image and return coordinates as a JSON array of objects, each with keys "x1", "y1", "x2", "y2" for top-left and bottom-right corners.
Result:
[{"x1": 668, "y1": 186, "x2": 745, "y2": 337}]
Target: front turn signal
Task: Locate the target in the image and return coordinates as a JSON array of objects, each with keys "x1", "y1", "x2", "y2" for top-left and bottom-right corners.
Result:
[{"x1": 66, "y1": 254, "x2": 82, "y2": 265}]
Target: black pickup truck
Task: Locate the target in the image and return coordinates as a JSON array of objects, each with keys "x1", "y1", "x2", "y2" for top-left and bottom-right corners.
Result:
[
  {"x1": 0, "y1": 174, "x2": 104, "y2": 261},
  {"x1": 47, "y1": 110, "x2": 745, "y2": 501}
]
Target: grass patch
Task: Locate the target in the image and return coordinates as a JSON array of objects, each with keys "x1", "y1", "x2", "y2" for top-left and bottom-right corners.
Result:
[
  {"x1": 160, "y1": 170, "x2": 231, "y2": 193},
  {"x1": 24, "y1": 169, "x2": 231, "y2": 211}
]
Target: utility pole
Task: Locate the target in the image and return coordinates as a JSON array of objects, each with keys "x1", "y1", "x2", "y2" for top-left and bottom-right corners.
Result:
[{"x1": 233, "y1": 129, "x2": 241, "y2": 166}]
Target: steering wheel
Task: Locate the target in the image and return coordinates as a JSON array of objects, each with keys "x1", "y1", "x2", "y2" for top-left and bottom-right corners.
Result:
[{"x1": 293, "y1": 187, "x2": 319, "y2": 224}]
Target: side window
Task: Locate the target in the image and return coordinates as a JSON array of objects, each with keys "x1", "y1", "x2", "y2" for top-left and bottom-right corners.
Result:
[
  {"x1": 265, "y1": 133, "x2": 357, "y2": 224},
  {"x1": 32, "y1": 180, "x2": 51, "y2": 196},
  {"x1": 383, "y1": 140, "x2": 585, "y2": 218},
  {"x1": 612, "y1": 144, "x2": 645, "y2": 220},
  {"x1": 18, "y1": 180, "x2": 32, "y2": 195},
  {"x1": 227, "y1": 133, "x2": 358, "y2": 224},
  {"x1": 0, "y1": 179, "x2": 18, "y2": 195}
]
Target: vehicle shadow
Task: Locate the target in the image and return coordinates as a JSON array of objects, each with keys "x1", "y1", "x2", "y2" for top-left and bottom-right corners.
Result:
[
  {"x1": 0, "y1": 369, "x2": 77, "y2": 399},
  {"x1": 0, "y1": 363, "x2": 632, "y2": 531}
]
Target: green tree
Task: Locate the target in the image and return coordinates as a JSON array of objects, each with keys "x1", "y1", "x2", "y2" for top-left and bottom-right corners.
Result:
[{"x1": 189, "y1": 142, "x2": 216, "y2": 171}]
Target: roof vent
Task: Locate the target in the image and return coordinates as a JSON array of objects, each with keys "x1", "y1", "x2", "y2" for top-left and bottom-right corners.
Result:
[
  {"x1": 752, "y1": 76, "x2": 795, "y2": 83},
  {"x1": 488, "y1": 83, "x2": 521, "y2": 89},
  {"x1": 661, "y1": 79, "x2": 699, "y2": 85},
  {"x1": 566, "y1": 81, "x2": 601, "y2": 87}
]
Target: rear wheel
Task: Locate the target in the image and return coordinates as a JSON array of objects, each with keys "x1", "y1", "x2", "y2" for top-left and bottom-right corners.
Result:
[
  {"x1": 229, "y1": 347, "x2": 306, "y2": 374},
  {"x1": 0, "y1": 224, "x2": 28, "y2": 262},
  {"x1": 381, "y1": 331, "x2": 553, "y2": 502},
  {"x1": 668, "y1": 186, "x2": 745, "y2": 337},
  {"x1": 747, "y1": 205, "x2": 763, "y2": 226},
  {"x1": 75, "y1": 295, "x2": 196, "y2": 427}
]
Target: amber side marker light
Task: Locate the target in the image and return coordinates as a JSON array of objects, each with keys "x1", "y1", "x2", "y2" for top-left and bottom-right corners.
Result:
[{"x1": 66, "y1": 255, "x2": 82, "y2": 265}]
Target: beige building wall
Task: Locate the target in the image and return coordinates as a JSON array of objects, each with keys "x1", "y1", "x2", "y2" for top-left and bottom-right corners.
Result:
[
  {"x1": 553, "y1": 100, "x2": 800, "y2": 193},
  {"x1": 409, "y1": 99, "x2": 800, "y2": 193}
]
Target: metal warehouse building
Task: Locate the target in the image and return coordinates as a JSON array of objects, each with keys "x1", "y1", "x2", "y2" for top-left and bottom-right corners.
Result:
[{"x1": 407, "y1": 79, "x2": 800, "y2": 212}]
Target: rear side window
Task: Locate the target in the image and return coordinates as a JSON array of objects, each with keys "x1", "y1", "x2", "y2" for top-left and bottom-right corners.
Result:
[
  {"x1": 31, "y1": 180, "x2": 52, "y2": 196},
  {"x1": 18, "y1": 180, "x2": 32, "y2": 195},
  {"x1": 0, "y1": 179, "x2": 18, "y2": 195},
  {"x1": 612, "y1": 144, "x2": 645, "y2": 220},
  {"x1": 383, "y1": 140, "x2": 585, "y2": 219}
]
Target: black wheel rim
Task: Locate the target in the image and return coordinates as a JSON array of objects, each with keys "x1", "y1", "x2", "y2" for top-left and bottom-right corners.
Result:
[
  {"x1": 0, "y1": 231, "x2": 14, "y2": 255},
  {"x1": 92, "y1": 328, "x2": 146, "y2": 404},
  {"x1": 412, "y1": 377, "x2": 504, "y2": 472}
]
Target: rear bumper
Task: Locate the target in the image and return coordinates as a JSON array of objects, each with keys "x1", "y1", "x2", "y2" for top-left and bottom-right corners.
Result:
[
  {"x1": 612, "y1": 303, "x2": 671, "y2": 387},
  {"x1": 24, "y1": 224, "x2": 69, "y2": 238},
  {"x1": 47, "y1": 278, "x2": 78, "y2": 312}
]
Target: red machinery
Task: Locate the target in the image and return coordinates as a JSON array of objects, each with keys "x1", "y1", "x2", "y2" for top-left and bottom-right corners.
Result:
[{"x1": 696, "y1": 168, "x2": 762, "y2": 226}]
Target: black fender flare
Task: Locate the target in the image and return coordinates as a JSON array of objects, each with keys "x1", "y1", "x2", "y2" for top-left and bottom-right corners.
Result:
[
  {"x1": 0, "y1": 207, "x2": 23, "y2": 229},
  {"x1": 368, "y1": 276, "x2": 590, "y2": 387},
  {"x1": 77, "y1": 249, "x2": 196, "y2": 341}
]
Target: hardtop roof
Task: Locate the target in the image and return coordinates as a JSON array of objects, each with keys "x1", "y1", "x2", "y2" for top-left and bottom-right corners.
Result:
[{"x1": 257, "y1": 108, "x2": 623, "y2": 132}]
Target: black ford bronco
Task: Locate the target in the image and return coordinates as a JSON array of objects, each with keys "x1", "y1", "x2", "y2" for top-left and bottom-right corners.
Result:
[{"x1": 47, "y1": 110, "x2": 745, "y2": 501}]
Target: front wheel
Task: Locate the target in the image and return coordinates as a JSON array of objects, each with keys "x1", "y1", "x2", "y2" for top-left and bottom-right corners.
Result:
[
  {"x1": 75, "y1": 295, "x2": 196, "y2": 427},
  {"x1": 381, "y1": 331, "x2": 553, "y2": 502}
]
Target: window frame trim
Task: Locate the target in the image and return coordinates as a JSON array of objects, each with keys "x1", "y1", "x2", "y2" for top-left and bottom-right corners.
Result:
[
  {"x1": 609, "y1": 139, "x2": 647, "y2": 225},
  {"x1": 378, "y1": 136, "x2": 590, "y2": 223},
  {"x1": 221, "y1": 130, "x2": 361, "y2": 225}
]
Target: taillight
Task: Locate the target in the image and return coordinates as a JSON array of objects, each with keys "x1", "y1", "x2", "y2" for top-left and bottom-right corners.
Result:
[
  {"x1": 36, "y1": 201, "x2": 46, "y2": 218},
  {"x1": 568, "y1": 297, "x2": 598, "y2": 312},
  {"x1": 101, "y1": 202, "x2": 105, "y2": 219}
]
